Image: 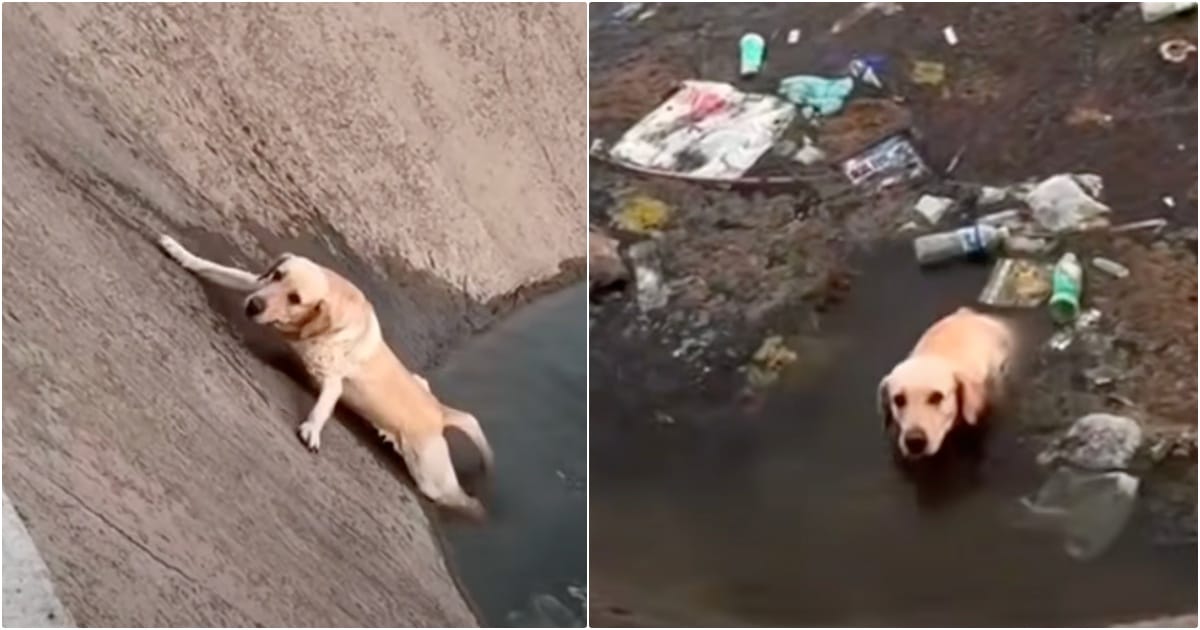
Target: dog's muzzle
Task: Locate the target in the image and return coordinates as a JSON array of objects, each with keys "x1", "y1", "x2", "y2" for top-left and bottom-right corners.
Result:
[
  {"x1": 245, "y1": 296, "x2": 265, "y2": 318},
  {"x1": 902, "y1": 428, "x2": 929, "y2": 457}
]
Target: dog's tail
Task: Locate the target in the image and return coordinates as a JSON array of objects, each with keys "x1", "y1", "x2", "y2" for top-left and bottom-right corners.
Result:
[{"x1": 444, "y1": 409, "x2": 495, "y2": 471}]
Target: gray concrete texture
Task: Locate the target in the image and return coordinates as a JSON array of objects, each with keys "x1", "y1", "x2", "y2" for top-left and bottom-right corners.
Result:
[{"x1": 2, "y1": 4, "x2": 585, "y2": 626}]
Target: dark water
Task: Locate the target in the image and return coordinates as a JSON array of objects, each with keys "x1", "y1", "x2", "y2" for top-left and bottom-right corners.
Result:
[
  {"x1": 433, "y1": 285, "x2": 587, "y2": 627},
  {"x1": 591, "y1": 244, "x2": 1196, "y2": 626}
]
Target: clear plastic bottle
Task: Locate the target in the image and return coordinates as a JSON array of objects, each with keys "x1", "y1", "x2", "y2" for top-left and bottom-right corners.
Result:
[{"x1": 913, "y1": 224, "x2": 1006, "y2": 265}]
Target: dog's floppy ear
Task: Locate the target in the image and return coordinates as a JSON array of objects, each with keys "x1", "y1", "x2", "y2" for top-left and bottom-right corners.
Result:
[
  {"x1": 297, "y1": 300, "x2": 332, "y2": 340},
  {"x1": 257, "y1": 253, "x2": 294, "y2": 281},
  {"x1": 954, "y1": 371, "x2": 986, "y2": 425},
  {"x1": 877, "y1": 375, "x2": 894, "y2": 427}
]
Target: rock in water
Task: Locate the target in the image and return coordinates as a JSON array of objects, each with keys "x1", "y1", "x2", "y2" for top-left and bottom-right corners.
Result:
[{"x1": 1038, "y1": 413, "x2": 1143, "y2": 470}]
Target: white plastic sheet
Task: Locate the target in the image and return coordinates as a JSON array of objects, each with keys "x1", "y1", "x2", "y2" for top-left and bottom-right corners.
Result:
[{"x1": 607, "y1": 81, "x2": 797, "y2": 179}]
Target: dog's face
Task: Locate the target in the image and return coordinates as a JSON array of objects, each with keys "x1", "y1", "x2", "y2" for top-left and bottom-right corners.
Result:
[
  {"x1": 878, "y1": 357, "x2": 973, "y2": 459},
  {"x1": 244, "y1": 254, "x2": 333, "y2": 339}
]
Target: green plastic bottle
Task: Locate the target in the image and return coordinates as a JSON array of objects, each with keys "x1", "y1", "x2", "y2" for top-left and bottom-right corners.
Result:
[{"x1": 1049, "y1": 252, "x2": 1083, "y2": 324}]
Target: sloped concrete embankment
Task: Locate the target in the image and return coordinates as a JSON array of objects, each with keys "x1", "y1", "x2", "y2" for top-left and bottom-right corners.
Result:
[{"x1": 2, "y1": 4, "x2": 584, "y2": 626}]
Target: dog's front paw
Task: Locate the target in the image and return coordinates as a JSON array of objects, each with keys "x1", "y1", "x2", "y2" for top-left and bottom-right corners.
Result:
[
  {"x1": 157, "y1": 235, "x2": 195, "y2": 268},
  {"x1": 297, "y1": 420, "x2": 322, "y2": 452}
]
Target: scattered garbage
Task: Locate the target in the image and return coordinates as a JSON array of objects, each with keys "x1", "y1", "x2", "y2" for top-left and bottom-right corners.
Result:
[
  {"x1": 942, "y1": 26, "x2": 959, "y2": 46},
  {"x1": 913, "y1": 194, "x2": 955, "y2": 225},
  {"x1": 1019, "y1": 467, "x2": 1140, "y2": 561},
  {"x1": 627, "y1": 240, "x2": 669, "y2": 312},
  {"x1": 606, "y1": 81, "x2": 796, "y2": 179},
  {"x1": 792, "y1": 136, "x2": 827, "y2": 165},
  {"x1": 589, "y1": 227, "x2": 629, "y2": 297},
  {"x1": 787, "y1": 28, "x2": 801, "y2": 45},
  {"x1": 747, "y1": 335, "x2": 798, "y2": 388},
  {"x1": 740, "y1": 33, "x2": 766, "y2": 76},
  {"x1": 1140, "y1": 1, "x2": 1197, "y2": 22},
  {"x1": 910, "y1": 60, "x2": 946, "y2": 86},
  {"x1": 848, "y1": 57, "x2": 885, "y2": 89},
  {"x1": 976, "y1": 185, "x2": 1012, "y2": 207},
  {"x1": 777, "y1": 75, "x2": 856, "y2": 117},
  {"x1": 1023, "y1": 173, "x2": 1112, "y2": 233},
  {"x1": 978, "y1": 209, "x2": 1024, "y2": 227},
  {"x1": 1091, "y1": 257, "x2": 1130, "y2": 279},
  {"x1": 830, "y1": 2, "x2": 902, "y2": 34},
  {"x1": 1049, "y1": 252, "x2": 1084, "y2": 324},
  {"x1": 614, "y1": 195, "x2": 671, "y2": 234},
  {"x1": 1066, "y1": 106, "x2": 1115, "y2": 128},
  {"x1": 913, "y1": 223, "x2": 1006, "y2": 266},
  {"x1": 978, "y1": 258, "x2": 1053, "y2": 308},
  {"x1": 611, "y1": 3, "x2": 645, "y2": 21},
  {"x1": 1048, "y1": 307, "x2": 1102, "y2": 351},
  {"x1": 1083, "y1": 364, "x2": 1120, "y2": 389},
  {"x1": 1159, "y1": 38, "x2": 1197, "y2": 63},
  {"x1": 1162, "y1": 195, "x2": 1176, "y2": 208},
  {"x1": 840, "y1": 135, "x2": 930, "y2": 191},
  {"x1": 1038, "y1": 413, "x2": 1144, "y2": 471},
  {"x1": 1109, "y1": 217, "x2": 1167, "y2": 235},
  {"x1": 1004, "y1": 234, "x2": 1057, "y2": 256}
]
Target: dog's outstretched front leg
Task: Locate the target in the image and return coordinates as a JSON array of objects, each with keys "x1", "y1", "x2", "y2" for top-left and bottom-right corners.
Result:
[
  {"x1": 158, "y1": 235, "x2": 261, "y2": 292},
  {"x1": 297, "y1": 377, "x2": 343, "y2": 452}
]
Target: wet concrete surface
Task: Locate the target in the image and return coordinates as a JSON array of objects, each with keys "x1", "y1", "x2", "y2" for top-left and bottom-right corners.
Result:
[
  {"x1": 3, "y1": 4, "x2": 584, "y2": 626},
  {"x1": 589, "y1": 2, "x2": 1196, "y2": 626},
  {"x1": 434, "y1": 285, "x2": 587, "y2": 627}
]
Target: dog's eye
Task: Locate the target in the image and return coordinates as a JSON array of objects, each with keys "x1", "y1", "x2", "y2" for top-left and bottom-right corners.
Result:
[
  {"x1": 928, "y1": 392, "x2": 944, "y2": 405},
  {"x1": 287, "y1": 292, "x2": 301, "y2": 305},
  {"x1": 892, "y1": 393, "x2": 906, "y2": 408},
  {"x1": 271, "y1": 270, "x2": 284, "y2": 282}
]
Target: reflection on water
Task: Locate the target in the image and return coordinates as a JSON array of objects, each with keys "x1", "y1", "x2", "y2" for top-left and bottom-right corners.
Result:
[
  {"x1": 591, "y1": 245, "x2": 1196, "y2": 626},
  {"x1": 433, "y1": 284, "x2": 587, "y2": 627}
]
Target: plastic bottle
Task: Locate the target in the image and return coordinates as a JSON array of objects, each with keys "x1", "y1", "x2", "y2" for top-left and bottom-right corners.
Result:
[
  {"x1": 739, "y1": 33, "x2": 766, "y2": 76},
  {"x1": 912, "y1": 224, "x2": 1006, "y2": 265},
  {"x1": 1049, "y1": 252, "x2": 1083, "y2": 323}
]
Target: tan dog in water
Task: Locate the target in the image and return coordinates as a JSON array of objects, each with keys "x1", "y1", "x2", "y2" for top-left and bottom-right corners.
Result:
[
  {"x1": 878, "y1": 307, "x2": 1014, "y2": 459},
  {"x1": 158, "y1": 235, "x2": 493, "y2": 518}
]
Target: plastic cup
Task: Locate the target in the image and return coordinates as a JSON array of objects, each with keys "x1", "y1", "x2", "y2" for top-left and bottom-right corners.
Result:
[{"x1": 740, "y1": 33, "x2": 766, "y2": 76}]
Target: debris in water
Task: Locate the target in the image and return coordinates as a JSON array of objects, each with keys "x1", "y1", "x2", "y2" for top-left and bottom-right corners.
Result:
[
  {"x1": 1083, "y1": 365, "x2": 1121, "y2": 389},
  {"x1": 777, "y1": 75, "x2": 855, "y2": 117},
  {"x1": 1159, "y1": 38, "x2": 1197, "y2": 63},
  {"x1": 978, "y1": 258, "x2": 1052, "y2": 308},
  {"x1": 1140, "y1": 1, "x2": 1197, "y2": 22},
  {"x1": 1019, "y1": 468, "x2": 1140, "y2": 561},
  {"x1": 1022, "y1": 173, "x2": 1112, "y2": 233},
  {"x1": 740, "y1": 33, "x2": 766, "y2": 76},
  {"x1": 829, "y1": 2, "x2": 902, "y2": 35},
  {"x1": 589, "y1": 226, "x2": 629, "y2": 297},
  {"x1": 627, "y1": 240, "x2": 670, "y2": 312},
  {"x1": 1066, "y1": 106, "x2": 1115, "y2": 128},
  {"x1": 943, "y1": 25, "x2": 959, "y2": 46},
  {"x1": 1049, "y1": 252, "x2": 1084, "y2": 324},
  {"x1": 849, "y1": 57, "x2": 884, "y2": 89},
  {"x1": 614, "y1": 195, "x2": 671, "y2": 234},
  {"x1": 1038, "y1": 413, "x2": 1144, "y2": 471},
  {"x1": 913, "y1": 194, "x2": 955, "y2": 225},
  {"x1": 793, "y1": 136, "x2": 827, "y2": 165},
  {"x1": 653, "y1": 411, "x2": 676, "y2": 425},
  {"x1": 913, "y1": 224, "x2": 1006, "y2": 266},
  {"x1": 606, "y1": 81, "x2": 796, "y2": 179},
  {"x1": 1162, "y1": 195, "x2": 1176, "y2": 208},
  {"x1": 840, "y1": 135, "x2": 930, "y2": 191},
  {"x1": 747, "y1": 335, "x2": 798, "y2": 388},
  {"x1": 1109, "y1": 217, "x2": 1167, "y2": 235},
  {"x1": 910, "y1": 60, "x2": 946, "y2": 86},
  {"x1": 787, "y1": 28, "x2": 801, "y2": 44},
  {"x1": 1091, "y1": 257, "x2": 1130, "y2": 279}
]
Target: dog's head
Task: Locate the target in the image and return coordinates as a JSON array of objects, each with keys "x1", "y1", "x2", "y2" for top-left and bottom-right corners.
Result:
[
  {"x1": 878, "y1": 356, "x2": 985, "y2": 459},
  {"x1": 244, "y1": 254, "x2": 344, "y2": 339}
]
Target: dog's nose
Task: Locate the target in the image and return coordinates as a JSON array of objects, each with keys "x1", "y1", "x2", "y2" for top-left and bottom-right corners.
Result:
[
  {"x1": 245, "y1": 296, "x2": 265, "y2": 317},
  {"x1": 903, "y1": 429, "x2": 928, "y2": 456}
]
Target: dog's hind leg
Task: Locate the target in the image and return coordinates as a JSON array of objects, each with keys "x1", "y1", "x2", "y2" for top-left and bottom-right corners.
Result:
[
  {"x1": 158, "y1": 235, "x2": 260, "y2": 292},
  {"x1": 404, "y1": 434, "x2": 485, "y2": 520}
]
